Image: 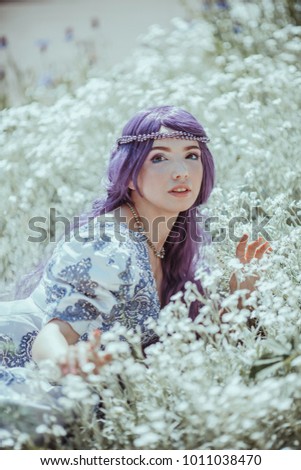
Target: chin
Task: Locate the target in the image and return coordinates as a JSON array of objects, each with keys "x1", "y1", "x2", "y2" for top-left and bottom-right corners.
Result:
[{"x1": 168, "y1": 202, "x2": 193, "y2": 214}]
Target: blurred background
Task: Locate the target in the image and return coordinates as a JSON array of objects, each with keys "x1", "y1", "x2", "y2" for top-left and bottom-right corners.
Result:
[
  {"x1": 0, "y1": 0, "x2": 185, "y2": 107},
  {"x1": 1, "y1": 0, "x2": 300, "y2": 108}
]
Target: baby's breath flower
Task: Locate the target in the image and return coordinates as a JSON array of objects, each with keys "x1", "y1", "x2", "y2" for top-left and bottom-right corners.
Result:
[{"x1": 1, "y1": 0, "x2": 301, "y2": 451}]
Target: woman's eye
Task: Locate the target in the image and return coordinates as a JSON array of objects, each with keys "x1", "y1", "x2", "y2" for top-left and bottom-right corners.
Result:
[
  {"x1": 186, "y1": 153, "x2": 200, "y2": 160},
  {"x1": 151, "y1": 154, "x2": 166, "y2": 163}
]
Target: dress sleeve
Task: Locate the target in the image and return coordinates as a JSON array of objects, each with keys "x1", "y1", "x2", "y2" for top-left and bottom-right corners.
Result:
[{"x1": 30, "y1": 224, "x2": 135, "y2": 337}]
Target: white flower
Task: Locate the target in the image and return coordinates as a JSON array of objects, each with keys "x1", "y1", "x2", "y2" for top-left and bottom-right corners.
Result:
[{"x1": 1, "y1": 0, "x2": 301, "y2": 450}]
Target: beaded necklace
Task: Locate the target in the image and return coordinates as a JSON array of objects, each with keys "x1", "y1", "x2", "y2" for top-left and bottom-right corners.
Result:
[{"x1": 126, "y1": 202, "x2": 165, "y2": 259}]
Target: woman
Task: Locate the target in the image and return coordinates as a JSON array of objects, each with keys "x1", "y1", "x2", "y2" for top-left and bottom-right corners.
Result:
[{"x1": 0, "y1": 105, "x2": 270, "y2": 379}]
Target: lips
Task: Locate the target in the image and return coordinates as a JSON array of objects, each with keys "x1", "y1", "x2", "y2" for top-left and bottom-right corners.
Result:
[{"x1": 168, "y1": 185, "x2": 191, "y2": 194}]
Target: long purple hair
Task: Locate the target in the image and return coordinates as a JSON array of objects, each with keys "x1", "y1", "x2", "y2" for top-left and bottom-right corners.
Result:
[{"x1": 17, "y1": 106, "x2": 215, "y2": 321}]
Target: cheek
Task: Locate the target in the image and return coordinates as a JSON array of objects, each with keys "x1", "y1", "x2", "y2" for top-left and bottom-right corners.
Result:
[
  {"x1": 200, "y1": 166, "x2": 204, "y2": 182},
  {"x1": 136, "y1": 169, "x2": 153, "y2": 196},
  {"x1": 140, "y1": 165, "x2": 167, "y2": 180},
  {"x1": 192, "y1": 163, "x2": 204, "y2": 186}
]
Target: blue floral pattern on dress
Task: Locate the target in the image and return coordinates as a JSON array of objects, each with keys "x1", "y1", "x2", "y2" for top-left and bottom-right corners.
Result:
[
  {"x1": 46, "y1": 284, "x2": 67, "y2": 303},
  {"x1": 1, "y1": 218, "x2": 161, "y2": 369},
  {"x1": 47, "y1": 299, "x2": 100, "y2": 323},
  {"x1": 58, "y1": 257, "x2": 98, "y2": 298},
  {"x1": 0, "y1": 330, "x2": 38, "y2": 368},
  {"x1": 0, "y1": 367, "x2": 26, "y2": 385}
]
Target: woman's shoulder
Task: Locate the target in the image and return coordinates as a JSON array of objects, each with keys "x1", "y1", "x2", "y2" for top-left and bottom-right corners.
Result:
[
  {"x1": 33, "y1": 215, "x2": 142, "y2": 302},
  {"x1": 51, "y1": 213, "x2": 129, "y2": 251},
  {"x1": 71, "y1": 213, "x2": 135, "y2": 254},
  {"x1": 47, "y1": 213, "x2": 141, "y2": 278}
]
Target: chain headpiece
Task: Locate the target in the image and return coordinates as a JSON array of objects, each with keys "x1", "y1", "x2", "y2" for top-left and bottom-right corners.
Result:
[{"x1": 116, "y1": 130, "x2": 210, "y2": 146}]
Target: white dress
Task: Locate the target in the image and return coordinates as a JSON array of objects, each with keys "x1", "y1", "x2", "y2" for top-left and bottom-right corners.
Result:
[{"x1": 0, "y1": 218, "x2": 161, "y2": 380}]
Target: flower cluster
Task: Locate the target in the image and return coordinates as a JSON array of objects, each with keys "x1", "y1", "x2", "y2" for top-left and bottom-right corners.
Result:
[{"x1": 0, "y1": 0, "x2": 301, "y2": 449}]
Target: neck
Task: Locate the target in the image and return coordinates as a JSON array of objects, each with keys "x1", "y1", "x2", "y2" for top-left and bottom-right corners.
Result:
[{"x1": 120, "y1": 202, "x2": 178, "y2": 252}]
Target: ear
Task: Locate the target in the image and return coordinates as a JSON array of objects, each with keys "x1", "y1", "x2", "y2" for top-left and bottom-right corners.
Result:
[{"x1": 128, "y1": 180, "x2": 135, "y2": 190}]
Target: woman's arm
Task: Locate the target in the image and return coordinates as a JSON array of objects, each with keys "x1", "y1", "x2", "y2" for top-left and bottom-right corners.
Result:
[
  {"x1": 32, "y1": 319, "x2": 79, "y2": 365},
  {"x1": 32, "y1": 321, "x2": 111, "y2": 377}
]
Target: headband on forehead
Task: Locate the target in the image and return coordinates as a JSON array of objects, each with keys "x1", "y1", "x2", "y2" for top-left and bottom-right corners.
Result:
[{"x1": 116, "y1": 130, "x2": 210, "y2": 146}]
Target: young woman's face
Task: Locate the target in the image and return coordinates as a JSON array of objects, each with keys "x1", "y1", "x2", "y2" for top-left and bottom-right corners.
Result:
[{"x1": 130, "y1": 136, "x2": 204, "y2": 218}]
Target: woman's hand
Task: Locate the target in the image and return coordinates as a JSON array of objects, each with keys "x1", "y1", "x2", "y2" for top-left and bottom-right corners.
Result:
[
  {"x1": 229, "y1": 234, "x2": 272, "y2": 295},
  {"x1": 58, "y1": 330, "x2": 112, "y2": 378},
  {"x1": 235, "y1": 234, "x2": 271, "y2": 265}
]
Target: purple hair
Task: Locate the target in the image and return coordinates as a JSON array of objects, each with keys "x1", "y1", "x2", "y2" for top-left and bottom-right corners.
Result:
[{"x1": 16, "y1": 106, "x2": 215, "y2": 322}]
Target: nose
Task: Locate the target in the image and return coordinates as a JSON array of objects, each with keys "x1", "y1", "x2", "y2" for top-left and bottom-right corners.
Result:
[{"x1": 171, "y1": 162, "x2": 189, "y2": 180}]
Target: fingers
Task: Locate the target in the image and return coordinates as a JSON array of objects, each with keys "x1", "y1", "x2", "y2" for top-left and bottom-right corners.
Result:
[
  {"x1": 236, "y1": 233, "x2": 249, "y2": 263},
  {"x1": 245, "y1": 237, "x2": 264, "y2": 262},
  {"x1": 59, "y1": 346, "x2": 79, "y2": 376},
  {"x1": 86, "y1": 329, "x2": 111, "y2": 373},
  {"x1": 58, "y1": 329, "x2": 111, "y2": 378},
  {"x1": 80, "y1": 352, "x2": 112, "y2": 376},
  {"x1": 236, "y1": 234, "x2": 272, "y2": 264},
  {"x1": 90, "y1": 329, "x2": 102, "y2": 348},
  {"x1": 254, "y1": 241, "x2": 271, "y2": 259},
  {"x1": 94, "y1": 353, "x2": 112, "y2": 371}
]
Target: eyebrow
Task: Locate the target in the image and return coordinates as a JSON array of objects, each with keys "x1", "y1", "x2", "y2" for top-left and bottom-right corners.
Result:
[{"x1": 150, "y1": 145, "x2": 200, "y2": 151}]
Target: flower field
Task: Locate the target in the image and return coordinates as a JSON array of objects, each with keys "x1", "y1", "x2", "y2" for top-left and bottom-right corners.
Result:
[{"x1": 0, "y1": 0, "x2": 301, "y2": 450}]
